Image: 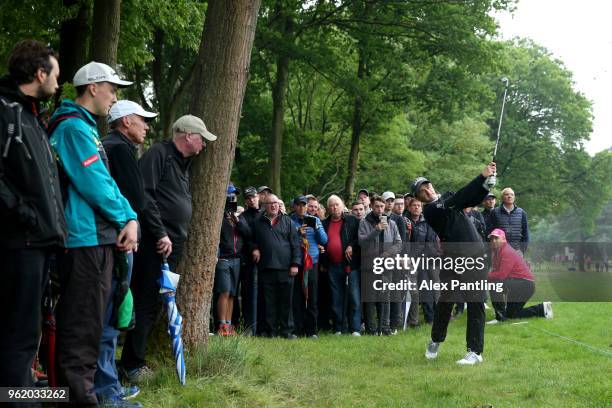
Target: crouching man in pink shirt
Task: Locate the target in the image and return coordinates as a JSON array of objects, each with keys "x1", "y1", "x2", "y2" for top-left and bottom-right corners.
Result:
[{"x1": 486, "y1": 228, "x2": 553, "y2": 324}]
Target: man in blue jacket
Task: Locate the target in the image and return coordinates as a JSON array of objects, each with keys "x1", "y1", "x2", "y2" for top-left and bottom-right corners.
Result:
[
  {"x1": 49, "y1": 62, "x2": 138, "y2": 406},
  {"x1": 290, "y1": 195, "x2": 328, "y2": 337},
  {"x1": 490, "y1": 187, "x2": 530, "y2": 255}
]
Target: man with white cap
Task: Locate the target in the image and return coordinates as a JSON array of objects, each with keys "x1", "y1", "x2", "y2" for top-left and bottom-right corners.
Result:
[
  {"x1": 89, "y1": 100, "x2": 158, "y2": 405},
  {"x1": 48, "y1": 62, "x2": 139, "y2": 406},
  {"x1": 121, "y1": 114, "x2": 216, "y2": 383}
]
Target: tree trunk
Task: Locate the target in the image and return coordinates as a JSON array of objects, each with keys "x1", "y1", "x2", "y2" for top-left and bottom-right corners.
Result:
[
  {"x1": 344, "y1": 47, "x2": 366, "y2": 200},
  {"x1": 268, "y1": 3, "x2": 293, "y2": 196},
  {"x1": 89, "y1": 0, "x2": 121, "y2": 65},
  {"x1": 58, "y1": 0, "x2": 90, "y2": 85},
  {"x1": 89, "y1": 0, "x2": 121, "y2": 137},
  {"x1": 178, "y1": 0, "x2": 261, "y2": 349},
  {"x1": 269, "y1": 53, "x2": 289, "y2": 196}
]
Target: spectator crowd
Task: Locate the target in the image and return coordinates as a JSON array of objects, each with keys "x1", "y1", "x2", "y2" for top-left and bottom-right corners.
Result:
[{"x1": 1, "y1": 40, "x2": 552, "y2": 407}]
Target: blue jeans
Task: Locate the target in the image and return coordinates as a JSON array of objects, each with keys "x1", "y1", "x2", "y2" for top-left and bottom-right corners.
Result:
[
  {"x1": 328, "y1": 264, "x2": 361, "y2": 332},
  {"x1": 93, "y1": 252, "x2": 133, "y2": 399}
]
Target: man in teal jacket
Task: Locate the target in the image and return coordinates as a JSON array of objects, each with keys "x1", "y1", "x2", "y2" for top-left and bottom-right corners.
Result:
[{"x1": 49, "y1": 61, "x2": 139, "y2": 407}]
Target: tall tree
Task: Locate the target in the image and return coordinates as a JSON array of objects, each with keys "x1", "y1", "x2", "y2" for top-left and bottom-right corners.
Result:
[
  {"x1": 90, "y1": 0, "x2": 120, "y2": 65},
  {"x1": 177, "y1": 0, "x2": 261, "y2": 348},
  {"x1": 58, "y1": 0, "x2": 90, "y2": 85}
]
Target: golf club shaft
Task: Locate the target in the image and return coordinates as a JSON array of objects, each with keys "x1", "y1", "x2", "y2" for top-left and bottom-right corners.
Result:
[{"x1": 493, "y1": 79, "x2": 509, "y2": 162}]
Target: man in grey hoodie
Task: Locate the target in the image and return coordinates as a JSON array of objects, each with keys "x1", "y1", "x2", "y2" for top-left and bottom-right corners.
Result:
[{"x1": 359, "y1": 195, "x2": 402, "y2": 335}]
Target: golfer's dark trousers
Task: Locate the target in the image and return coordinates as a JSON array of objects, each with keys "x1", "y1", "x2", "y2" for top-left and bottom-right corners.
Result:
[
  {"x1": 55, "y1": 245, "x2": 113, "y2": 406},
  {"x1": 431, "y1": 267, "x2": 486, "y2": 354},
  {"x1": 121, "y1": 234, "x2": 183, "y2": 370},
  {"x1": 292, "y1": 263, "x2": 318, "y2": 336},
  {"x1": 260, "y1": 268, "x2": 294, "y2": 337},
  {"x1": 0, "y1": 248, "x2": 50, "y2": 394},
  {"x1": 490, "y1": 278, "x2": 545, "y2": 320}
]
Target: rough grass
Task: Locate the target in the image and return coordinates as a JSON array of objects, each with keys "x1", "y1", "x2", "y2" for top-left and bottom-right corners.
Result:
[{"x1": 134, "y1": 303, "x2": 612, "y2": 407}]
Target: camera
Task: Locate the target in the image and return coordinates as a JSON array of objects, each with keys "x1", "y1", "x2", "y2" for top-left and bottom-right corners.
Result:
[{"x1": 225, "y1": 200, "x2": 238, "y2": 213}]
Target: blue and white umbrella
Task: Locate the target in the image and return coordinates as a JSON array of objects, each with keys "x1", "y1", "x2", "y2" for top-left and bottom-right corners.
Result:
[{"x1": 158, "y1": 260, "x2": 186, "y2": 385}]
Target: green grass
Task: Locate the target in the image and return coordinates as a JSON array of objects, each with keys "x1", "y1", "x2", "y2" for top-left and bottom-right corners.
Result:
[{"x1": 135, "y1": 303, "x2": 612, "y2": 407}]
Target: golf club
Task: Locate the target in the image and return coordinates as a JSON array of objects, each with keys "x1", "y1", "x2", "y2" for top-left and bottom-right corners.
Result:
[{"x1": 486, "y1": 77, "x2": 509, "y2": 189}]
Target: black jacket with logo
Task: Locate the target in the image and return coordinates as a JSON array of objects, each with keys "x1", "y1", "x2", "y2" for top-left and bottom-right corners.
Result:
[{"x1": 0, "y1": 76, "x2": 66, "y2": 248}]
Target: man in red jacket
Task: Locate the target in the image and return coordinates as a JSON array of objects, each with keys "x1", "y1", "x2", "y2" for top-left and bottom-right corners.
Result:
[{"x1": 487, "y1": 228, "x2": 553, "y2": 324}]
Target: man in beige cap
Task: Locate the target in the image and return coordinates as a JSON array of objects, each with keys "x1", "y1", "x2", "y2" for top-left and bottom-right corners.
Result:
[{"x1": 121, "y1": 114, "x2": 216, "y2": 383}]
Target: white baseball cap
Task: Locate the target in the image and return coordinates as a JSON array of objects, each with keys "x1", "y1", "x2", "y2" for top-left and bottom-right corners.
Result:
[
  {"x1": 73, "y1": 61, "x2": 133, "y2": 87},
  {"x1": 108, "y1": 100, "x2": 158, "y2": 123},
  {"x1": 172, "y1": 114, "x2": 217, "y2": 141},
  {"x1": 382, "y1": 191, "x2": 396, "y2": 201}
]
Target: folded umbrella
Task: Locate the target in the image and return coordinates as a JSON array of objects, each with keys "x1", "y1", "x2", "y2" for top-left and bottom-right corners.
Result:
[{"x1": 158, "y1": 259, "x2": 186, "y2": 386}]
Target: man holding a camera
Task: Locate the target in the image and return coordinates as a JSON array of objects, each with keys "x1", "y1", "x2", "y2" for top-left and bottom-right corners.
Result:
[{"x1": 214, "y1": 183, "x2": 251, "y2": 336}]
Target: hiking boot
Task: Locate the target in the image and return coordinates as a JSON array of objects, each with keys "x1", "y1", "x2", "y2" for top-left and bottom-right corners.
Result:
[
  {"x1": 543, "y1": 302, "x2": 554, "y2": 319},
  {"x1": 456, "y1": 351, "x2": 483, "y2": 365},
  {"x1": 425, "y1": 340, "x2": 440, "y2": 360},
  {"x1": 121, "y1": 366, "x2": 154, "y2": 385}
]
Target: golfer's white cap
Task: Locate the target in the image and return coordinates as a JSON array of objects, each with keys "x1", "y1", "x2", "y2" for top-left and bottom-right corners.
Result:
[
  {"x1": 108, "y1": 100, "x2": 158, "y2": 123},
  {"x1": 73, "y1": 61, "x2": 133, "y2": 88}
]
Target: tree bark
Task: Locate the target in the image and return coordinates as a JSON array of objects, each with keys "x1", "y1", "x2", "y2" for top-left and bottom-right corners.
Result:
[
  {"x1": 268, "y1": 2, "x2": 293, "y2": 197},
  {"x1": 89, "y1": 0, "x2": 121, "y2": 66},
  {"x1": 89, "y1": 0, "x2": 121, "y2": 136},
  {"x1": 178, "y1": 0, "x2": 261, "y2": 349},
  {"x1": 344, "y1": 47, "x2": 366, "y2": 200},
  {"x1": 58, "y1": 0, "x2": 90, "y2": 85},
  {"x1": 269, "y1": 53, "x2": 289, "y2": 196}
]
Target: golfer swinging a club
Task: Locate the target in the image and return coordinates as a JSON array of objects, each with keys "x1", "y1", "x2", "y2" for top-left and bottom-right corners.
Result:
[{"x1": 411, "y1": 161, "x2": 496, "y2": 365}]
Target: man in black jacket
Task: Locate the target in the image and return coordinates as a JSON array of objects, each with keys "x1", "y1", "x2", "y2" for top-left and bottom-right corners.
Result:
[
  {"x1": 251, "y1": 194, "x2": 301, "y2": 338},
  {"x1": 412, "y1": 162, "x2": 496, "y2": 365},
  {"x1": 481, "y1": 193, "x2": 496, "y2": 233},
  {"x1": 96, "y1": 100, "x2": 157, "y2": 403},
  {"x1": 215, "y1": 184, "x2": 250, "y2": 336},
  {"x1": 0, "y1": 40, "x2": 66, "y2": 389},
  {"x1": 121, "y1": 114, "x2": 217, "y2": 382}
]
